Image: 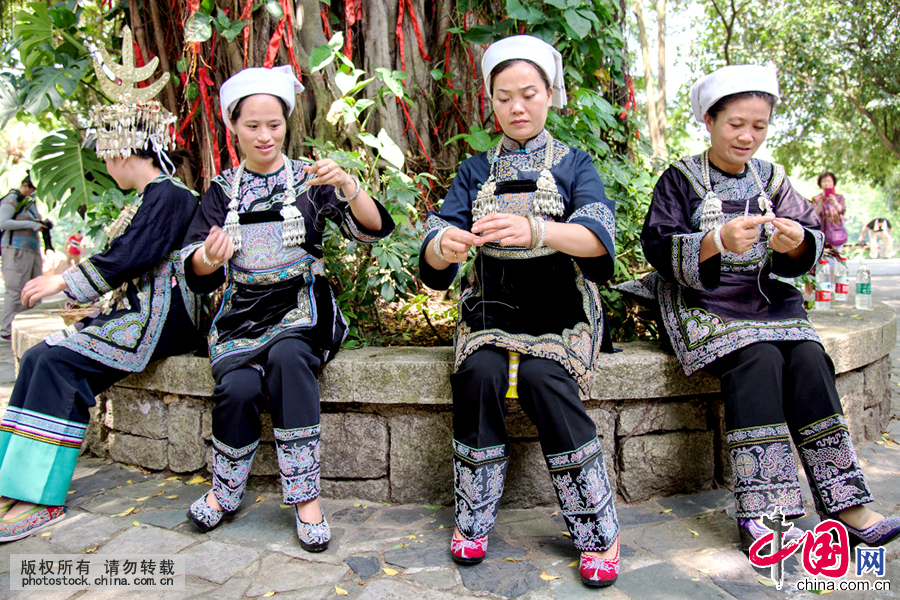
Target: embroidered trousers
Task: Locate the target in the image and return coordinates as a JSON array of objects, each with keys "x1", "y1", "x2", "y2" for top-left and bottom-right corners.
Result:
[
  {"x1": 706, "y1": 341, "x2": 873, "y2": 519},
  {"x1": 209, "y1": 337, "x2": 323, "y2": 511},
  {"x1": 451, "y1": 347, "x2": 618, "y2": 552},
  {"x1": 0, "y1": 314, "x2": 193, "y2": 506}
]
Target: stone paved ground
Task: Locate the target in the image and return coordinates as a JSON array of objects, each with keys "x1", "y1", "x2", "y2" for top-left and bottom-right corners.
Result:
[{"x1": 0, "y1": 268, "x2": 898, "y2": 599}]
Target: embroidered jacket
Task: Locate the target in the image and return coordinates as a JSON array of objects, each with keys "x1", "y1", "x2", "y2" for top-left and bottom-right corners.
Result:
[
  {"x1": 639, "y1": 153, "x2": 825, "y2": 376},
  {"x1": 182, "y1": 158, "x2": 395, "y2": 381},
  {"x1": 45, "y1": 175, "x2": 201, "y2": 371},
  {"x1": 418, "y1": 130, "x2": 616, "y2": 393}
]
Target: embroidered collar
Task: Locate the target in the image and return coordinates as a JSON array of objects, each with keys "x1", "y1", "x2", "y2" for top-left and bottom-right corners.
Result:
[{"x1": 500, "y1": 129, "x2": 549, "y2": 153}]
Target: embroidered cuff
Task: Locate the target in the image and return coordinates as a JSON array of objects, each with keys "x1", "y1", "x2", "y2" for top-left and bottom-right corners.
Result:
[
  {"x1": 62, "y1": 260, "x2": 107, "y2": 303},
  {"x1": 567, "y1": 203, "x2": 615, "y2": 248},
  {"x1": 419, "y1": 214, "x2": 459, "y2": 291},
  {"x1": 671, "y1": 231, "x2": 717, "y2": 290},
  {"x1": 339, "y1": 200, "x2": 394, "y2": 244}
]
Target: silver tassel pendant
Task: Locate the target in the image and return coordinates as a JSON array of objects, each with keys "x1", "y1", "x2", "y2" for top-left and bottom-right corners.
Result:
[
  {"x1": 280, "y1": 203, "x2": 306, "y2": 247},
  {"x1": 534, "y1": 169, "x2": 564, "y2": 217},
  {"x1": 700, "y1": 191, "x2": 725, "y2": 231},
  {"x1": 224, "y1": 208, "x2": 242, "y2": 254},
  {"x1": 472, "y1": 180, "x2": 497, "y2": 222}
]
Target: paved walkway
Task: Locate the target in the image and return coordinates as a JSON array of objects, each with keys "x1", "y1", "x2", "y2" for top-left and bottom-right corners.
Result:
[{"x1": 0, "y1": 267, "x2": 898, "y2": 599}]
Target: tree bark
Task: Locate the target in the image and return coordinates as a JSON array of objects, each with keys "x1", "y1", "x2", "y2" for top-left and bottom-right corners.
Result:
[
  {"x1": 655, "y1": 0, "x2": 667, "y2": 160},
  {"x1": 632, "y1": 0, "x2": 664, "y2": 166}
]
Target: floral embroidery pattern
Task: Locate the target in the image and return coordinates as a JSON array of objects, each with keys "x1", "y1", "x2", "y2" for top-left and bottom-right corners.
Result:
[
  {"x1": 453, "y1": 439, "x2": 509, "y2": 540},
  {"x1": 495, "y1": 133, "x2": 570, "y2": 181},
  {"x1": 568, "y1": 202, "x2": 615, "y2": 244},
  {"x1": 0, "y1": 406, "x2": 85, "y2": 448},
  {"x1": 727, "y1": 424, "x2": 804, "y2": 518},
  {"x1": 656, "y1": 279, "x2": 820, "y2": 376},
  {"x1": 548, "y1": 439, "x2": 618, "y2": 551},
  {"x1": 671, "y1": 232, "x2": 707, "y2": 289},
  {"x1": 276, "y1": 425, "x2": 321, "y2": 504},
  {"x1": 454, "y1": 265, "x2": 604, "y2": 394},
  {"x1": 62, "y1": 264, "x2": 100, "y2": 303},
  {"x1": 211, "y1": 437, "x2": 257, "y2": 512},
  {"x1": 797, "y1": 415, "x2": 873, "y2": 514}
]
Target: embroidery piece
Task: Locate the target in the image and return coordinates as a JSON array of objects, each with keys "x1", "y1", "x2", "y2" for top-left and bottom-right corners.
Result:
[
  {"x1": 276, "y1": 425, "x2": 321, "y2": 504},
  {"x1": 727, "y1": 424, "x2": 804, "y2": 518},
  {"x1": 797, "y1": 415, "x2": 873, "y2": 514},
  {"x1": 547, "y1": 437, "x2": 618, "y2": 551},
  {"x1": 211, "y1": 437, "x2": 258, "y2": 512},
  {"x1": 0, "y1": 406, "x2": 85, "y2": 449},
  {"x1": 454, "y1": 439, "x2": 509, "y2": 540}
]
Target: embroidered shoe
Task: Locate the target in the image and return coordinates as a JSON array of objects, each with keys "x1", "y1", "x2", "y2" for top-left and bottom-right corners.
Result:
[
  {"x1": 0, "y1": 505, "x2": 65, "y2": 542},
  {"x1": 737, "y1": 517, "x2": 806, "y2": 554},
  {"x1": 450, "y1": 535, "x2": 488, "y2": 565},
  {"x1": 296, "y1": 509, "x2": 330, "y2": 553},
  {"x1": 187, "y1": 492, "x2": 227, "y2": 533},
  {"x1": 833, "y1": 515, "x2": 900, "y2": 548},
  {"x1": 580, "y1": 543, "x2": 619, "y2": 587}
]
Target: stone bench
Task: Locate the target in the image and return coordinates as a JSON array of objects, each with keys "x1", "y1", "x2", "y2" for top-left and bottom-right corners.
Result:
[{"x1": 11, "y1": 303, "x2": 895, "y2": 508}]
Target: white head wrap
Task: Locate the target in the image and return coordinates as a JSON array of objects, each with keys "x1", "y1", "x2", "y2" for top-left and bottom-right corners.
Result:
[
  {"x1": 690, "y1": 64, "x2": 780, "y2": 123},
  {"x1": 219, "y1": 65, "x2": 305, "y2": 132},
  {"x1": 481, "y1": 35, "x2": 566, "y2": 109}
]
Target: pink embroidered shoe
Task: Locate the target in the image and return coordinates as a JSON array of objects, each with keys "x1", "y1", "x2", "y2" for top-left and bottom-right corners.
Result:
[
  {"x1": 0, "y1": 505, "x2": 66, "y2": 543},
  {"x1": 451, "y1": 534, "x2": 488, "y2": 565},
  {"x1": 580, "y1": 543, "x2": 619, "y2": 587}
]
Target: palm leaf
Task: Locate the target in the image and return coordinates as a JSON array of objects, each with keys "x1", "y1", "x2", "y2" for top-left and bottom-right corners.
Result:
[
  {"x1": 30, "y1": 129, "x2": 115, "y2": 217},
  {"x1": 13, "y1": 2, "x2": 54, "y2": 72},
  {"x1": 22, "y1": 58, "x2": 87, "y2": 115},
  {"x1": 0, "y1": 73, "x2": 23, "y2": 128}
]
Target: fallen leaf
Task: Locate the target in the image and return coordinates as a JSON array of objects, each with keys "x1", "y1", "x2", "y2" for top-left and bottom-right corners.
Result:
[
  {"x1": 561, "y1": 532, "x2": 571, "y2": 538},
  {"x1": 67, "y1": 490, "x2": 76, "y2": 495},
  {"x1": 550, "y1": 511, "x2": 559, "y2": 517},
  {"x1": 157, "y1": 482, "x2": 168, "y2": 487},
  {"x1": 505, "y1": 558, "x2": 519, "y2": 562},
  {"x1": 759, "y1": 579, "x2": 776, "y2": 587},
  {"x1": 568, "y1": 561, "x2": 578, "y2": 568},
  {"x1": 279, "y1": 504, "x2": 291, "y2": 509},
  {"x1": 540, "y1": 573, "x2": 560, "y2": 581},
  {"x1": 414, "y1": 540, "x2": 425, "y2": 543},
  {"x1": 687, "y1": 529, "x2": 700, "y2": 536},
  {"x1": 354, "y1": 502, "x2": 362, "y2": 507},
  {"x1": 382, "y1": 567, "x2": 398, "y2": 576},
  {"x1": 697, "y1": 515, "x2": 709, "y2": 519},
  {"x1": 691, "y1": 578, "x2": 700, "y2": 581},
  {"x1": 334, "y1": 587, "x2": 348, "y2": 596},
  {"x1": 166, "y1": 495, "x2": 179, "y2": 499},
  {"x1": 85, "y1": 546, "x2": 98, "y2": 554},
  {"x1": 41, "y1": 532, "x2": 52, "y2": 537},
  {"x1": 697, "y1": 568, "x2": 712, "y2": 574},
  {"x1": 363, "y1": 506, "x2": 368, "y2": 509},
  {"x1": 165, "y1": 476, "x2": 180, "y2": 481},
  {"x1": 662, "y1": 508, "x2": 673, "y2": 513},
  {"x1": 135, "y1": 492, "x2": 165, "y2": 502},
  {"x1": 426, "y1": 505, "x2": 441, "y2": 510},
  {"x1": 391, "y1": 543, "x2": 407, "y2": 549},
  {"x1": 126, "y1": 480, "x2": 132, "y2": 484},
  {"x1": 115, "y1": 507, "x2": 135, "y2": 517},
  {"x1": 407, "y1": 534, "x2": 417, "y2": 539},
  {"x1": 836, "y1": 312, "x2": 844, "y2": 316},
  {"x1": 438, "y1": 525, "x2": 444, "y2": 530},
  {"x1": 262, "y1": 590, "x2": 276, "y2": 598},
  {"x1": 876, "y1": 441, "x2": 885, "y2": 445},
  {"x1": 256, "y1": 495, "x2": 264, "y2": 503},
  {"x1": 132, "y1": 520, "x2": 140, "y2": 527},
  {"x1": 187, "y1": 476, "x2": 207, "y2": 485}
]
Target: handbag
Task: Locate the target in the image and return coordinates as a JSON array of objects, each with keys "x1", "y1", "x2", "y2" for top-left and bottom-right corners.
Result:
[{"x1": 824, "y1": 219, "x2": 848, "y2": 247}]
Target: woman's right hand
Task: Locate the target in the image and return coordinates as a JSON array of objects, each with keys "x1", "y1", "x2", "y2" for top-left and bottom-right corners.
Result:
[
  {"x1": 204, "y1": 226, "x2": 234, "y2": 264},
  {"x1": 720, "y1": 215, "x2": 775, "y2": 254},
  {"x1": 433, "y1": 227, "x2": 479, "y2": 265}
]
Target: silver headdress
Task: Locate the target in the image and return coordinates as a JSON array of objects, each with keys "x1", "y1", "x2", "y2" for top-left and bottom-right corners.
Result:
[{"x1": 90, "y1": 26, "x2": 175, "y2": 164}]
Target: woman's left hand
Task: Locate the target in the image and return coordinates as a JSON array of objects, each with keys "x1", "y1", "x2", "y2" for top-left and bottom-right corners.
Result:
[
  {"x1": 21, "y1": 274, "x2": 66, "y2": 308},
  {"x1": 471, "y1": 213, "x2": 532, "y2": 247},
  {"x1": 768, "y1": 218, "x2": 805, "y2": 253},
  {"x1": 304, "y1": 159, "x2": 354, "y2": 191}
]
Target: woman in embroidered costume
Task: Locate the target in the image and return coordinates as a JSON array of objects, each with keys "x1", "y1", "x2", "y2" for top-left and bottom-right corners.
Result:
[
  {"x1": 182, "y1": 66, "x2": 393, "y2": 552},
  {"x1": 638, "y1": 64, "x2": 900, "y2": 552},
  {"x1": 419, "y1": 36, "x2": 620, "y2": 587},
  {"x1": 0, "y1": 28, "x2": 202, "y2": 542}
]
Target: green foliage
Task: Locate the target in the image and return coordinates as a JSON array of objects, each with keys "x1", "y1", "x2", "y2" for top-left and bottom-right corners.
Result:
[{"x1": 30, "y1": 129, "x2": 116, "y2": 218}]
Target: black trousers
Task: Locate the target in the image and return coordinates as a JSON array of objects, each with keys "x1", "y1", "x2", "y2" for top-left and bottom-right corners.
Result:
[
  {"x1": 451, "y1": 347, "x2": 618, "y2": 552},
  {"x1": 209, "y1": 337, "x2": 323, "y2": 509},
  {"x1": 706, "y1": 341, "x2": 873, "y2": 518}
]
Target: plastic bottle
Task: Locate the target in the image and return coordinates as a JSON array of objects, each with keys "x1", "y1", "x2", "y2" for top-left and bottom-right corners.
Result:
[
  {"x1": 814, "y1": 259, "x2": 832, "y2": 310},
  {"x1": 834, "y1": 257, "x2": 850, "y2": 302},
  {"x1": 855, "y1": 261, "x2": 872, "y2": 310}
]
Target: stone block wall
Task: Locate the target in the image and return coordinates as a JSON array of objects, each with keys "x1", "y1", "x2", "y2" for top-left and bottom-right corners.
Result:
[{"x1": 12, "y1": 303, "x2": 897, "y2": 508}]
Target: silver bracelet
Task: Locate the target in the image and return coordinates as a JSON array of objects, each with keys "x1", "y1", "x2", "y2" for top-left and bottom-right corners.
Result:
[
  {"x1": 200, "y1": 246, "x2": 223, "y2": 268},
  {"x1": 432, "y1": 227, "x2": 451, "y2": 261},
  {"x1": 334, "y1": 175, "x2": 361, "y2": 202},
  {"x1": 537, "y1": 218, "x2": 547, "y2": 248},
  {"x1": 713, "y1": 226, "x2": 727, "y2": 255}
]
